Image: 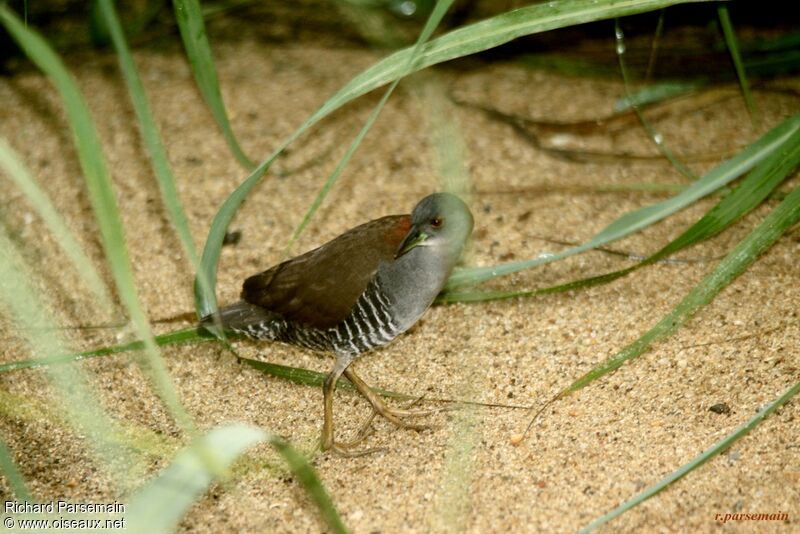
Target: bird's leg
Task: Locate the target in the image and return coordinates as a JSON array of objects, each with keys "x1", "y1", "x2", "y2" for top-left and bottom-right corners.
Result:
[
  {"x1": 343, "y1": 368, "x2": 445, "y2": 430},
  {"x1": 321, "y1": 359, "x2": 382, "y2": 457}
]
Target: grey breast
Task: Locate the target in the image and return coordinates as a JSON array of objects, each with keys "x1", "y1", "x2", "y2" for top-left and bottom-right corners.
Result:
[{"x1": 327, "y1": 277, "x2": 403, "y2": 357}]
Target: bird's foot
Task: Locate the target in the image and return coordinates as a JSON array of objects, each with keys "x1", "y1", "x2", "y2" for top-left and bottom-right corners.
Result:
[
  {"x1": 321, "y1": 430, "x2": 384, "y2": 457},
  {"x1": 369, "y1": 400, "x2": 437, "y2": 431},
  {"x1": 369, "y1": 394, "x2": 459, "y2": 430},
  {"x1": 381, "y1": 405, "x2": 432, "y2": 419},
  {"x1": 326, "y1": 442, "x2": 384, "y2": 457},
  {"x1": 340, "y1": 368, "x2": 453, "y2": 438}
]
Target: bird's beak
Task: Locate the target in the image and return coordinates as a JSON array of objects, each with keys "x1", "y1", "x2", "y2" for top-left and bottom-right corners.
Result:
[{"x1": 395, "y1": 230, "x2": 429, "y2": 258}]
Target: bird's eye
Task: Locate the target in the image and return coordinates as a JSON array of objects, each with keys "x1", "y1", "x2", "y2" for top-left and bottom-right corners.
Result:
[{"x1": 430, "y1": 217, "x2": 443, "y2": 228}]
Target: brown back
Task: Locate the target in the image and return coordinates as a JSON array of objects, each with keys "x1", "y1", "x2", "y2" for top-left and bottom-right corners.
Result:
[{"x1": 241, "y1": 215, "x2": 410, "y2": 329}]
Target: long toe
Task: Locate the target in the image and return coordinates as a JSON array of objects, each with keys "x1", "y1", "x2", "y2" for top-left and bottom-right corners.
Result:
[
  {"x1": 374, "y1": 406, "x2": 433, "y2": 431},
  {"x1": 350, "y1": 411, "x2": 378, "y2": 444},
  {"x1": 376, "y1": 401, "x2": 460, "y2": 428},
  {"x1": 381, "y1": 405, "x2": 451, "y2": 419},
  {"x1": 326, "y1": 440, "x2": 385, "y2": 457}
]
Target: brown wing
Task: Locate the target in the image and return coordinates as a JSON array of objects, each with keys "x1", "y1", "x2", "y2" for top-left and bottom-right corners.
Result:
[{"x1": 241, "y1": 214, "x2": 411, "y2": 329}]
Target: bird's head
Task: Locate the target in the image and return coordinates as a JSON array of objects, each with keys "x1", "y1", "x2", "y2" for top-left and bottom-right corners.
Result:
[{"x1": 396, "y1": 193, "x2": 474, "y2": 260}]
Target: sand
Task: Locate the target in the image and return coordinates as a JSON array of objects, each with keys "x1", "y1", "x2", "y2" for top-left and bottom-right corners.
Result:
[{"x1": 0, "y1": 18, "x2": 798, "y2": 534}]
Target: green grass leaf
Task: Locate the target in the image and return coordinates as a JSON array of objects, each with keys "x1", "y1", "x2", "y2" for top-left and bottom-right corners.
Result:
[
  {"x1": 0, "y1": 327, "x2": 207, "y2": 373},
  {"x1": 97, "y1": 0, "x2": 215, "y2": 324},
  {"x1": 284, "y1": 0, "x2": 454, "y2": 252},
  {"x1": 440, "y1": 117, "x2": 800, "y2": 303},
  {"x1": 0, "y1": 388, "x2": 180, "y2": 462},
  {"x1": 0, "y1": 138, "x2": 115, "y2": 316},
  {"x1": 0, "y1": 5, "x2": 194, "y2": 434},
  {"x1": 173, "y1": 0, "x2": 254, "y2": 168},
  {"x1": 566, "y1": 174, "x2": 800, "y2": 394},
  {"x1": 718, "y1": 5, "x2": 757, "y2": 123},
  {"x1": 0, "y1": 438, "x2": 32, "y2": 501},
  {"x1": 310, "y1": 0, "x2": 713, "y2": 116},
  {"x1": 267, "y1": 438, "x2": 348, "y2": 534},
  {"x1": 446, "y1": 112, "x2": 800, "y2": 288},
  {"x1": 0, "y1": 331, "x2": 519, "y2": 413},
  {"x1": 614, "y1": 19, "x2": 697, "y2": 179},
  {"x1": 0, "y1": 227, "x2": 141, "y2": 487},
  {"x1": 127, "y1": 424, "x2": 346, "y2": 534},
  {"x1": 579, "y1": 379, "x2": 800, "y2": 532},
  {"x1": 239, "y1": 356, "x2": 412, "y2": 400},
  {"x1": 614, "y1": 81, "x2": 705, "y2": 112},
  {"x1": 195, "y1": 0, "x2": 711, "y2": 319}
]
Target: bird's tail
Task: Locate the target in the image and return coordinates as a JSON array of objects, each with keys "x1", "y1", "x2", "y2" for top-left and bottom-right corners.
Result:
[{"x1": 199, "y1": 301, "x2": 281, "y2": 338}]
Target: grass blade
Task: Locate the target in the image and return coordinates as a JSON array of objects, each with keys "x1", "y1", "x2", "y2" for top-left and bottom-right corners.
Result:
[
  {"x1": 446, "y1": 112, "x2": 800, "y2": 288},
  {"x1": 0, "y1": 438, "x2": 32, "y2": 501},
  {"x1": 268, "y1": 438, "x2": 348, "y2": 534},
  {"x1": 614, "y1": 80, "x2": 705, "y2": 112},
  {"x1": 0, "y1": 388, "x2": 180, "y2": 461},
  {"x1": 718, "y1": 4, "x2": 757, "y2": 123},
  {"x1": 239, "y1": 356, "x2": 411, "y2": 399},
  {"x1": 0, "y1": 327, "x2": 207, "y2": 373},
  {"x1": 196, "y1": 0, "x2": 711, "y2": 318},
  {"x1": 0, "y1": 5, "x2": 194, "y2": 433},
  {"x1": 307, "y1": 0, "x2": 714, "y2": 122},
  {"x1": 127, "y1": 424, "x2": 346, "y2": 534},
  {"x1": 440, "y1": 120, "x2": 800, "y2": 303},
  {"x1": 0, "y1": 138, "x2": 115, "y2": 316},
  {"x1": 566, "y1": 178, "x2": 800, "y2": 394},
  {"x1": 0, "y1": 227, "x2": 140, "y2": 487},
  {"x1": 579, "y1": 380, "x2": 800, "y2": 532},
  {"x1": 615, "y1": 19, "x2": 696, "y2": 179},
  {"x1": 284, "y1": 0, "x2": 454, "y2": 251},
  {"x1": 0, "y1": 332, "x2": 510, "y2": 411},
  {"x1": 173, "y1": 0, "x2": 254, "y2": 168},
  {"x1": 97, "y1": 0, "x2": 214, "y2": 323},
  {"x1": 125, "y1": 424, "x2": 263, "y2": 533}
]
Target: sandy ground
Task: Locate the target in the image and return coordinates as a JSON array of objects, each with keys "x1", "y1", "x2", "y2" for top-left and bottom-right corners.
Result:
[{"x1": 1, "y1": 24, "x2": 798, "y2": 534}]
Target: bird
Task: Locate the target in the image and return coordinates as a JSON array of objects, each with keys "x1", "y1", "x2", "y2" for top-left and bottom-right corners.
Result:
[{"x1": 201, "y1": 192, "x2": 473, "y2": 455}]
